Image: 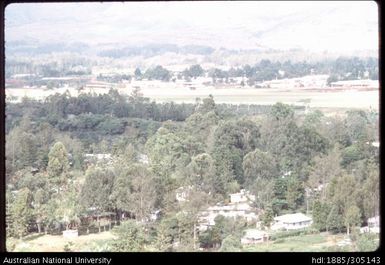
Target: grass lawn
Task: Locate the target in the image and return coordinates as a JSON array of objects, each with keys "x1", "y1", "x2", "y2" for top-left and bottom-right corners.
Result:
[
  {"x1": 8, "y1": 231, "x2": 374, "y2": 252},
  {"x1": 243, "y1": 233, "x2": 348, "y2": 252},
  {"x1": 8, "y1": 231, "x2": 117, "y2": 252}
]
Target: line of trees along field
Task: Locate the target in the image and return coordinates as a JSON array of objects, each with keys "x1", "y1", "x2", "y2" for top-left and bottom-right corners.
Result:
[
  {"x1": 6, "y1": 56, "x2": 378, "y2": 86},
  {"x1": 5, "y1": 89, "x2": 379, "y2": 251}
]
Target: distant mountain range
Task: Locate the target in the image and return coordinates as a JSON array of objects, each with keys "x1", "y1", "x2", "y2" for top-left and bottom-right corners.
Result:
[{"x1": 5, "y1": 1, "x2": 379, "y2": 56}]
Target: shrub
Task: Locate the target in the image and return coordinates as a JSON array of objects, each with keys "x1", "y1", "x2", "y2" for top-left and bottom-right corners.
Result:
[
  {"x1": 356, "y1": 234, "x2": 379, "y2": 252},
  {"x1": 273, "y1": 238, "x2": 285, "y2": 244},
  {"x1": 64, "y1": 241, "x2": 74, "y2": 252},
  {"x1": 270, "y1": 229, "x2": 304, "y2": 240},
  {"x1": 219, "y1": 235, "x2": 242, "y2": 252}
]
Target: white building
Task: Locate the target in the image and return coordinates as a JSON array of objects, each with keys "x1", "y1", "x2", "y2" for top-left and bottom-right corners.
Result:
[
  {"x1": 230, "y1": 189, "x2": 256, "y2": 203},
  {"x1": 84, "y1": 153, "x2": 112, "y2": 160},
  {"x1": 241, "y1": 229, "x2": 269, "y2": 245},
  {"x1": 271, "y1": 213, "x2": 313, "y2": 231},
  {"x1": 138, "y1": 154, "x2": 149, "y2": 164},
  {"x1": 63, "y1": 229, "x2": 79, "y2": 238},
  {"x1": 371, "y1": 141, "x2": 380, "y2": 148},
  {"x1": 330, "y1": 79, "x2": 379, "y2": 88},
  {"x1": 149, "y1": 210, "x2": 161, "y2": 221},
  {"x1": 368, "y1": 216, "x2": 380, "y2": 227},
  {"x1": 175, "y1": 186, "x2": 194, "y2": 202},
  {"x1": 84, "y1": 153, "x2": 113, "y2": 165},
  {"x1": 260, "y1": 75, "x2": 329, "y2": 89},
  {"x1": 360, "y1": 215, "x2": 380, "y2": 234}
]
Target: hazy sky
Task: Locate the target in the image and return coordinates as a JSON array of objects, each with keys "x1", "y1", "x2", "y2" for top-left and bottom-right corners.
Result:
[{"x1": 5, "y1": 1, "x2": 379, "y2": 52}]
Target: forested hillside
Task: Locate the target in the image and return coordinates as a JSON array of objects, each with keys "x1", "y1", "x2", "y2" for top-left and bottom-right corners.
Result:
[{"x1": 5, "y1": 90, "x2": 379, "y2": 251}]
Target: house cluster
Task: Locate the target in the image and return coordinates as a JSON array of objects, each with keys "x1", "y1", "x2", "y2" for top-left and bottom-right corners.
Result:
[
  {"x1": 175, "y1": 187, "x2": 315, "y2": 246},
  {"x1": 242, "y1": 212, "x2": 313, "y2": 245},
  {"x1": 196, "y1": 189, "x2": 259, "y2": 232},
  {"x1": 82, "y1": 153, "x2": 149, "y2": 167}
]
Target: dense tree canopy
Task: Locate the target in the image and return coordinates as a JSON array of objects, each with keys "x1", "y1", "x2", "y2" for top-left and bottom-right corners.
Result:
[{"x1": 5, "y1": 91, "x2": 379, "y2": 251}]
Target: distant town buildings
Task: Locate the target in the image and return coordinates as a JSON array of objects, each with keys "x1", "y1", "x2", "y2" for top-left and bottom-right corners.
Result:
[
  {"x1": 84, "y1": 81, "x2": 114, "y2": 90},
  {"x1": 258, "y1": 75, "x2": 329, "y2": 89},
  {"x1": 330, "y1": 79, "x2": 379, "y2": 89}
]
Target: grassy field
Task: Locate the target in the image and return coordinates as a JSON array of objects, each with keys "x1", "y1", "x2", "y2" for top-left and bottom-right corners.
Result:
[
  {"x1": 6, "y1": 85, "x2": 379, "y2": 111},
  {"x1": 242, "y1": 233, "x2": 348, "y2": 252},
  {"x1": 139, "y1": 87, "x2": 379, "y2": 110},
  {"x1": 8, "y1": 231, "x2": 353, "y2": 252},
  {"x1": 7, "y1": 231, "x2": 116, "y2": 252}
]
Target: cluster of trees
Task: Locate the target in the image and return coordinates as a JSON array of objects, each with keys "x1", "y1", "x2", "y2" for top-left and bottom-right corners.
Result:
[
  {"x1": 6, "y1": 90, "x2": 292, "y2": 160},
  {"x1": 6, "y1": 90, "x2": 379, "y2": 251},
  {"x1": 96, "y1": 74, "x2": 132, "y2": 83},
  {"x1": 7, "y1": 141, "x2": 77, "y2": 237},
  {"x1": 142, "y1": 65, "x2": 172, "y2": 82},
  {"x1": 208, "y1": 57, "x2": 378, "y2": 85},
  {"x1": 6, "y1": 58, "x2": 93, "y2": 79},
  {"x1": 327, "y1": 57, "x2": 378, "y2": 84},
  {"x1": 6, "y1": 89, "x2": 194, "y2": 129},
  {"x1": 181, "y1": 65, "x2": 205, "y2": 80},
  {"x1": 134, "y1": 57, "x2": 378, "y2": 86},
  {"x1": 308, "y1": 110, "x2": 379, "y2": 236}
]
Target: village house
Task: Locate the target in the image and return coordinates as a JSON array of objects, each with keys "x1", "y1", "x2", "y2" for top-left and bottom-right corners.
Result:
[
  {"x1": 271, "y1": 213, "x2": 313, "y2": 231},
  {"x1": 138, "y1": 154, "x2": 149, "y2": 164},
  {"x1": 149, "y1": 210, "x2": 161, "y2": 221},
  {"x1": 370, "y1": 141, "x2": 380, "y2": 148},
  {"x1": 368, "y1": 215, "x2": 380, "y2": 227},
  {"x1": 84, "y1": 153, "x2": 112, "y2": 160},
  {"x1": 241, "y1": 229, "x2": 269, "y2": 245},
  {"x1": 367, "y1": 216, "x2": 380, "y2": 233},
  {"x1": 230, "y1": 189, "x2": 256, "y2": 203},
  {"x1": 305, "y1": 183, "x2": 327, "y2": 196},
  {"x1": 84, "y1": 153, "x2": 113, "y2": 166},
  {"x1": 360, "y1": 215, "x2": 380, "y2": 234},
  {"x1": 175, "y1": 186, "x2": 194, "y2": 202}
]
